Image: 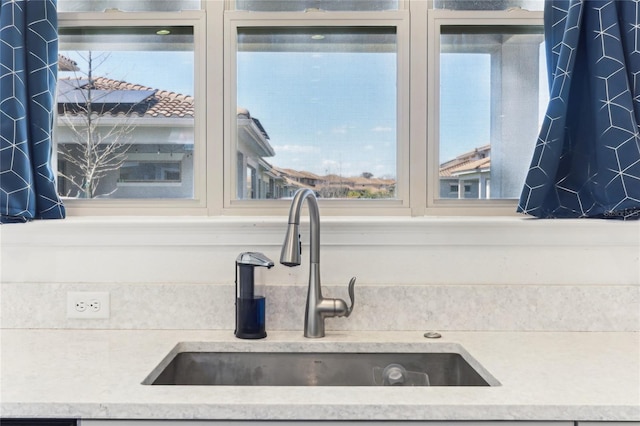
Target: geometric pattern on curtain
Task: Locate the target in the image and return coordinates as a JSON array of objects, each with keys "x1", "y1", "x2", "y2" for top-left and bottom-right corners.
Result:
[
  {"x1": 0, "y1": 0, "x2": 65, "y2": 223},
  {"x1": 518, "y1": 0, "x2": 640, "y2": 219}
]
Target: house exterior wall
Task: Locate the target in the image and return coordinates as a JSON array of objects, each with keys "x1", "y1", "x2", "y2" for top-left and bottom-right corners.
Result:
[
  {"x1": 440, "y1": 175, "x2": 489, "y2": 199},
  {"x1": 56, "y1": 120, "x2": 195, "y2": 199}
]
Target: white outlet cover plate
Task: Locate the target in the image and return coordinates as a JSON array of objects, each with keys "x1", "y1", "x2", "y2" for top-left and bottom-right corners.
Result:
[{"x1": 67, "y1": 291, "x2": 110, "y2": 319}]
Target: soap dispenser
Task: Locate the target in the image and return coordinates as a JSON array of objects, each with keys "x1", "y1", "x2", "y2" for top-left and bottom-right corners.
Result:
[{"x1": 235, "y1": 252, "x2": 274, "y2": 339}]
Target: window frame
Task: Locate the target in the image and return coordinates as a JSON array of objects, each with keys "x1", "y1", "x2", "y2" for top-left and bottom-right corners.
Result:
[
  {"x1": 55, "y1": 2, "x2": 544, "y2": 217},
  {"x1": 56, "y1": 10, "x2": 208, "y2": 215},
  {"x1": 426, "y1": 8, "x2": 545, "y2": 216},
  {"x1": 223, "y1": 10, "x2": 411, "y2": 215}
]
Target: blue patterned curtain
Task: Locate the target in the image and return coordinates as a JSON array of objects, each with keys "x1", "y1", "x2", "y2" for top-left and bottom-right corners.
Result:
[
  {"x1": 0, "y1": 0, "x2": 65, "y2": 223},
  {"x1": 518, "y1": 0, "x2": 640, "y2": 219}
]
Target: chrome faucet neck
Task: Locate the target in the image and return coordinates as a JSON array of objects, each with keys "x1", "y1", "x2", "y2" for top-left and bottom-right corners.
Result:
[{"x1": 286, "y1": 188, "x2": 320, "y2": 265}]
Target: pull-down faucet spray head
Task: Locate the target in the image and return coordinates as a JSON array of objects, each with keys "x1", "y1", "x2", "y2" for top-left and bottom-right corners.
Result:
[
  {"x1": 280, "y1": 188, "x2": 319, "y2": 267},
  {"x1": 280, "y1": 223, "x2": 301, "y2": 267}
]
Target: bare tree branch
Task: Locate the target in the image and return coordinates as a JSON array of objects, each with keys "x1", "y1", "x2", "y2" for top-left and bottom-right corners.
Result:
[{"x1": 57, "y1": 51, "x2": 138, "y2": 198}]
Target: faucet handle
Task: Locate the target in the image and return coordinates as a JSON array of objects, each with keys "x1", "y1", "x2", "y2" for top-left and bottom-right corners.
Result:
[
  {"x1": 331, "y1": 277, "x2": 356, "y2": 318},
  {"x1": 345, "y1": 276, "x2": 356, "y2": 317}
]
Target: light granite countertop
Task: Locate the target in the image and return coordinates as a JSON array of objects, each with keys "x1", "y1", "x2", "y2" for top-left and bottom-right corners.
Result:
[{"x1": 1, "y1": 329, "x2": 638, "y2": 421}]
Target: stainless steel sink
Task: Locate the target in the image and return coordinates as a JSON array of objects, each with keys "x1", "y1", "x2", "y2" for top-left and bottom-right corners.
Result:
[{"x1": 144, "y1": 350, "x2": 496, "y2": 386}]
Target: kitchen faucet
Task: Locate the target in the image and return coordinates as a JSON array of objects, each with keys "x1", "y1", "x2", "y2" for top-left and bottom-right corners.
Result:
[{"x1": 280, "y1": 188, "x2": 356, "y2": 338}]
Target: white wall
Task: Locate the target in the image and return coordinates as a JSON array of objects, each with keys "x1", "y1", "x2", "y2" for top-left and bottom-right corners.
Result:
[{"x1": 1, "y1": 216, "x2": 638, "y2": 331}]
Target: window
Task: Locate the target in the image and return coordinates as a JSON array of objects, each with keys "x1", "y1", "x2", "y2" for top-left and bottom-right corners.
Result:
[
  {"x1": 427, "y1": 8, "x2": 546, "y2": 211},
  {"x1": 56, "y1": 12, "x2": 205, "y2": 206},
  {"x1": 436, "y1": 24, "x2": 546, "y2": 201},
  {"x1": 233, "y1": 26, "x2": 399, "y2": 201},
  {"x1": 225, "y1": 10, "x2": 410, "y2": 212},
  {"x1": 55, "y1": 1, "x2": 544, "y2": 216},
  {"x1": 119, "y1": 161, "x2": 182, "y2": 183}
]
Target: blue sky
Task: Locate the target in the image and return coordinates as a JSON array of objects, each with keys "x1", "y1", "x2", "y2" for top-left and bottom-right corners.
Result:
[
  {"x1": 60, "y1": 51, "x2": 194, "y2": 96},
  {"x1": 440, "y1": 53, "x2": 491, "y2": 162},
  {"x1": 237, "y1": 51, "x2": 397, "y2": 178}
]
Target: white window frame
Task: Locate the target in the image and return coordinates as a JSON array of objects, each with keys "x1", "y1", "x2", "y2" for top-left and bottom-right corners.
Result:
[
  {"x1": 426, "y1": 8, "x2": 545, "y2": 216},
  {"x1": 56, "y1": 10, "x2": 208, "y2": 215},
  {"x1": 56, "y1": 1, "x2": 544, "y2": 217},
  {"x1": 223, "y1": 10, "x2": 411, "y2": 215}
]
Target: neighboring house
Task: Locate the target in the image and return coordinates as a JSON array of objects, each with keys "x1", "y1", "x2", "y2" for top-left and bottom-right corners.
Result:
[
  {"x1": 55, "y1": 55, "x2": 397, "y2": 201},
  {"x1": 58, "y1": 54, "x2": 80, "y2": 72},
  {"x1": 57, "y1": 58, "x2": 483, "y2": 201},
  {"x1": 319, "y1": 173, "x2": 395, "y2": 198},
  {"x1": 439, "y1": 145, "x2": 491, "y2": 199},
  {"x1": 276, "y1": 168, "x2": 321, "y2": 187},
  {"x1": 269, "y1": 168, "x2": 319, "y2": 197},
  {"x1": 269, "y1": 168, "x2": 395, "y2": 199},
  {"x1": 56, "y1": 67, "x2": 280, "y2": 200},
  {"x1": 56, "y1": 74, "x2": 196, "y2": 199},
  {"x1": 54, "y1": 72, "x2": 335, "y2": 201},
  {"x1": 236, "y1": 107, "x2": 279, "y2": 199}
]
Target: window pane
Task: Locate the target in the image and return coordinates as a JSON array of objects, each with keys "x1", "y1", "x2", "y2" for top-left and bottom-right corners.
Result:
[
  {"x1": 58, "y1": 0, "x2": 200, "y2": 12},
  {"x1": 57, "y1": 27, "x2": 195, "y2": 199},
  {"x1": 434, "y1": 0, "x2": 543, "y2": 11},
  {"x1": 236, "y1": 27, "x2": 397, "y2": 200},
  {"x1": 438, "y1": 25, "x2": 546, "y2": 199},
  {"x1": 235, "y1": 0, "x2": 398, "y2": 11}
]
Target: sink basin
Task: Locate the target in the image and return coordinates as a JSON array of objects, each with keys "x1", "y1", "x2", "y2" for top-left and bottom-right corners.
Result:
[{"x1": 144, "y1": 349, "x2": 496, "y2": 386}]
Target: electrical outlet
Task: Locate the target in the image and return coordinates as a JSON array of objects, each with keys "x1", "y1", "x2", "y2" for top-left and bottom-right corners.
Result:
[{"x1": 67, "y1": 291, "x2": 110, "y2": 319}]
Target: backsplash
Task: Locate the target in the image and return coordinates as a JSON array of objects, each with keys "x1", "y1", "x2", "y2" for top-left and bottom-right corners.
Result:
[
  {"x1": 1, "y1": 216, "x2": 638, "y2": 331},
  {"x1": 1, "y1": 281, "x2": 638, "y2": 331}
]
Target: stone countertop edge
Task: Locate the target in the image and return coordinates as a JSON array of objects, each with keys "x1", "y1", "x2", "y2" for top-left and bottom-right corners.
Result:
[{"x1": 1, "y1": 329, "x2": 639, "y2": 421}]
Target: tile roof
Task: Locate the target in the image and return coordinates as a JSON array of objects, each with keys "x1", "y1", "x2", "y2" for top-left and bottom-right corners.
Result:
[
  {"x1": 440, "y1": 145, "x2": 491, "y2": 177},
  {"x1": 58, "y1": 76, "x2": 194, "y2": 118},
  {"x1": 441, "y1": 156, "x2": 490, "y2": 176},
  {"x1": 58, "y1": 54, "x2": 79, "y2": 71},
  {"x1": 322, "y1": 174, "x2": 393, "y2": 186},
  {"x1": 276, "y1": 168, "x2": 321, "y2": 180},
  {"x1": 272, "y1": 167, "x2": 395, "y2": 192}
]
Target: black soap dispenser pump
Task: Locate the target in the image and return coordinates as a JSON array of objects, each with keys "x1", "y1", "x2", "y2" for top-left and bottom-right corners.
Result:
[{"x1": 235, "y1": 252, "x2": 274, "y2": 339}]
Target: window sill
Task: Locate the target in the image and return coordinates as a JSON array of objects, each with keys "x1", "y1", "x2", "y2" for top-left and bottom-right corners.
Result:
[{"x1": 2, "y1": 215, "x2": 636, "y2": 249}]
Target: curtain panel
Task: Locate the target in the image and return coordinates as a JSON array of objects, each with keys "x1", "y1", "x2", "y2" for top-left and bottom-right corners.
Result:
[
  {"x1": 518, "y1": 0, "x2": 640, "y2": 219},
  {"x1": 0, "y1": 0, "x2": 65, "y2": 223}
]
